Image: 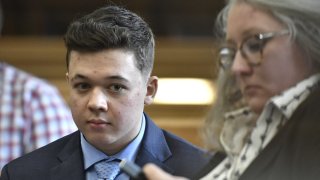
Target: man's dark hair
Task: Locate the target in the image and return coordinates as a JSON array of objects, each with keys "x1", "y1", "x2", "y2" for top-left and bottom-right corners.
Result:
[{"x1": 64, "y1": 5, "x2": 155, "y2": 76}]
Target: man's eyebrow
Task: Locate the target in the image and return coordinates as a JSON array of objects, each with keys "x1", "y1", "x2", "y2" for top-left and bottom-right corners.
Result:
[
  {"x1": 107, "y1": 75, "x2": 130, "y2": 83},
  {"x1": 70, "y1": 74, "x2": 130, "y2": 83},
  {"x1": 70, "y1": 74, "x2": 88, "y2": 82}
]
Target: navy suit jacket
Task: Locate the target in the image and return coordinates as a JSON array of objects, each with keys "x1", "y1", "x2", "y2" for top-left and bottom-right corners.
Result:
[{"x1": 0, "y1": 113, "x2": 210, "y2": 180}]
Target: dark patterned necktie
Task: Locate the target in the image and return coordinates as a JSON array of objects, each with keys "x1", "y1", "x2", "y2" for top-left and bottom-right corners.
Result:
[{"x1": 94, "y1": 159, "x2": 121, "y2": 180}]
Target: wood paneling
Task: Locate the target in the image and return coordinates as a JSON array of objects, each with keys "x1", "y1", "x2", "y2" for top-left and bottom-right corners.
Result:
[
  {"x1": 1, "y1": 1, "x2": 225, "y2": 36},
  {"x1": 0, "y1": 36, "x2": 218, "y2": 147}
]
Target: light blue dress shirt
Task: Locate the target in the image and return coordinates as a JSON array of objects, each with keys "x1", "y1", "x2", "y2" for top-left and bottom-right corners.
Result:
[{"x1": 81, "y1": 114, "x2": 146, "y2": 180}]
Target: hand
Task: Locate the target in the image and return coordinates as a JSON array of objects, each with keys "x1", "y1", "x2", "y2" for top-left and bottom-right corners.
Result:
[{"x1": 143, "y1": 163, "x2": 189, "y2": 180}]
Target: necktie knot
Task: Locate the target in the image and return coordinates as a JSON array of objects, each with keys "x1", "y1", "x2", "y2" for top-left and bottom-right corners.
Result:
[{"x1": 94, "y1": 159, "x2": 121, "y2": 180}]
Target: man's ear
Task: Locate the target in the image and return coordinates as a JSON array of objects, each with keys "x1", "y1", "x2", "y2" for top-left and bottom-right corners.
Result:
[
  {"x1": 65, "y1": 72, "x2": 69, "y2": 83},
  {"x1": 144, "y1": 76, "x2": 158, "y2": 105}
]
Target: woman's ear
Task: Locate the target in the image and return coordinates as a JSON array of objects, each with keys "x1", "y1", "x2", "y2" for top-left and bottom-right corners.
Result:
[{"x1": 144, "y1": 76, "x2": 158, "y2": 105}]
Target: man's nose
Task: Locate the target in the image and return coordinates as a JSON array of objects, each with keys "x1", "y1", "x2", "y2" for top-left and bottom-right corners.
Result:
[{"x1": 87, "y1": 88, "x2": 108, "y2": 112}]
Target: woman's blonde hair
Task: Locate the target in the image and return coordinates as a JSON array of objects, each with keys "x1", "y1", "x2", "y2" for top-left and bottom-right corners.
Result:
[{"x1": 202, "y1": 68, "x2": 244, "y2": 151}]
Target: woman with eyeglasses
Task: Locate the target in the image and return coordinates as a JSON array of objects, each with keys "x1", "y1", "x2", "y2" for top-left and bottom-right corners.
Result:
[{"x1": 140, "y1": 0, "x2": 320, "y2": 179}]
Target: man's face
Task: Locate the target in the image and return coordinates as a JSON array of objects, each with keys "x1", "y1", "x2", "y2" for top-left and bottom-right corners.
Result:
[{"x1": 66, "y1": 49, "x2": 157, "y2": 155}]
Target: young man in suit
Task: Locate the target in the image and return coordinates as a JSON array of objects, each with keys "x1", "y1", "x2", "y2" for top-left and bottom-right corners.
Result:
[{"x1": 0, "y1": 5, "x2": 209, "y2": 180}]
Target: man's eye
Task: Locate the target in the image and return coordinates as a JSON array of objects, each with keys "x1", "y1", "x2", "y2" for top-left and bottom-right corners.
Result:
[
  {"x1": 109, "y1": 84, "x2": 125, "y2": 93},
  {"x1": 74, "y1": 83, "x2": 91, "y2": 91}
]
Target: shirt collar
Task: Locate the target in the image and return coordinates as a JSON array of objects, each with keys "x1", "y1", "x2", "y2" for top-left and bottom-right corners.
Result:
[
  {"x1": 221, "y1": 73, "x2": 320, "y2": 156},
  {"x1": 225, "y1": 73, "x2": 320, "y2": 120},
  {"x1": 81, "y1": 114, "x2": 146, "y2": 170},
  {"x1": 270, "y1": 73, "x2": 320, "y2": 119},
  {"x1": 212, "y1": 74, "x2": 320, "y2": 180}
]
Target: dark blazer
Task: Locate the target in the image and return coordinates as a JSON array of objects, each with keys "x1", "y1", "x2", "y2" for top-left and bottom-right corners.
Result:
[
  {"x1": 0, "y1": 113, "x2": 210, "y2": 180},
  {"x1": 195, "y1": 87, "x2": 320, "y2": 180}
]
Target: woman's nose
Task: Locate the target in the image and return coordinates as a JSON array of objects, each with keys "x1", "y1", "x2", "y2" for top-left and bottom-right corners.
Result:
[{"x1": 231, "y1": 51, "x2": 252, "y2": 75}]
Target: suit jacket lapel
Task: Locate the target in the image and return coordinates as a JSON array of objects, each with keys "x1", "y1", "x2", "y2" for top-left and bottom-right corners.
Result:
[
  {"x1": 49, "y1": 131, "x2": 86, "y2": 180},
  {"x1": 135, "y1": 113, "x2": 174, "y2": 174},
  {"x1": 47, "y1": 114, "x2": 175, "y2": 179}
]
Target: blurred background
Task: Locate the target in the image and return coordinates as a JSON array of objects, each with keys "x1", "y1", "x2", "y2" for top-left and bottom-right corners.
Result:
[
  {"x1": 0, "y1": 0, "x2": 225, "y2": 147},
  {"x1": 1, "y1": 0, "x2": 224, "y2": 36}
]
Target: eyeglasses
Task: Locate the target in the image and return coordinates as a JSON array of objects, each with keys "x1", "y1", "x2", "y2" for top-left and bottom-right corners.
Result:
[{"x1": 219, "y1": 30, "x2": 289, "y2": 69}]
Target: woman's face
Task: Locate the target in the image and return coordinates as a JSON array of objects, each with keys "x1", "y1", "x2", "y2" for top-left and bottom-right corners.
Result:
[{"x1": 226, "y1": 2, "x2": 314, "y2": 114}]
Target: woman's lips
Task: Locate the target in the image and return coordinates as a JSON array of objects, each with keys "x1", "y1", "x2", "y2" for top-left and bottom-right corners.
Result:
[{"x1": 243, "y1": 85, "x2": 260, "y2": 96}]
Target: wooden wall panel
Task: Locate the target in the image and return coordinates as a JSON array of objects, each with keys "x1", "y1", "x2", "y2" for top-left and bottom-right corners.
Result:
[{"x1": 0, "y1": 36, "x2": 218, "y2": 148}]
